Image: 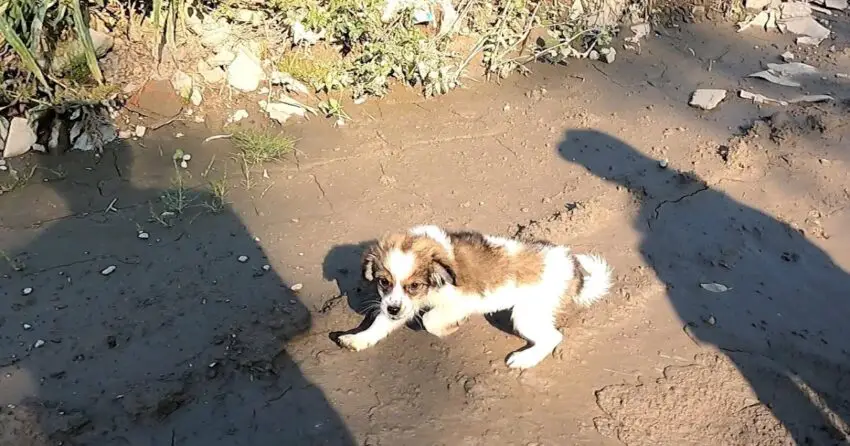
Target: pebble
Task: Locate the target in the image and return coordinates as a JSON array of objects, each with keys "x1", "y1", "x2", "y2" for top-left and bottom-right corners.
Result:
[
  {"x1": 138, "y1": 231, "x2": 150, "y2": 240},
  {"x1": 182, "y1": 154, "x2": 192, "y2": 161},
  {"x1": 291, "y1": 283, "x2": 304, "y2": 291},
  {"x1": 175, "y1": 132, "x2": 184, "y2": 138},
  {"x1": 21, "y1": 287, "x2": 33, "y2": 296},
  {"x1": 180, "y1": 160, "x2": 189, "y2": 169},
  {"x1": 134, "y1": 125, "x2": 147, "y2": 138},
  {"x1": 33, "y1": 340, "x2": 45, "y2": 349},
  {"x1": 262, "y1": 264, "x2": 271, "y2": 271},
  {"x1": 22, "y1": 323, "x2": 32, "y2": 330},
  {"x1": 521, "y1": 207, "x2": 530, "y2": 213},
  {"x1": 238, "y1": 255, "x2": 249, "y2": 263},
  {"x1": 659, "y1": 159, "x2": 669, "y2": 168},
  {"x1": 101, "y1": 265, "x2": 116, "y2": 276}
]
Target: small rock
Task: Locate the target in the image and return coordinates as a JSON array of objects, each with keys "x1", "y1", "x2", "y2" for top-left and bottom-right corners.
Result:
[
  {"x1": 21, "y1": 287, "x2": 33, "y2": 296},
  {"x1": 503, "y1": 104, "x2": 511, "y2": 112},
  {"x1": 33, "y1": 340, "x2": 46, "y2": 349},
  {"x1": 238, "y1": 255, "x2": 249, "y2": 263},
  {"x1": 208, "y1": 50, "x2": 236, "y2": 67},
  {"x1": 262, "y1": 264, "x2": 271, "y2": 271},
  {"x1": 781, "y1": 51, "x2": 795, "y2": 62},
  {"x1": 118, "y1": 130, "x2": 133, "y2": 139},
  {"x1": 689, "y1": 89, "x2": 727, "y2": 110},
  {"x1": 101, "y1": 265, "x2": 117, "y2": 276},
  {"x1": 290, "y1": 283, "x2": 304, "y2": 291},
  {"x1": 227, "y1": 49, "x2": 265, "y2": 92},
  {"x1": 190, "y1": 87, "x2": 203, "y2": 106},
  {"x1": 3, "y1": 117, "x2": 37, "y2": 158},
  {"x1": 22, "y1": 323, "x2": 32, "y2": 330},
  {"x1": 134, "y1": 125, "x2": 147, "y2": 138},
  {"x1": 200, "y1": 66, "x2": 226, "y2": 84},
  {"x1": 229, "y1": 110, "x2": 249, "y2": 123},
  {"x1": 180, "y1": 160, "x2": 189, "y2": 169},
  {"x1": 588, "y1": 50, "x2": 600, "y2": 60},
  {"x1": 175, "y1": 133, "x2": 184, "y2": 138},
  {"x1": 600, "y1": 47, "x2": 616, "y2": 63},
  {"x1": 659, "y1": 159, "x2": 669, "y2": 168},
  {"x1": 182, "y1": 154, "x2": 192, "y2": 161},
  {"x1": 744, "y1": 0, "x2": 773, "y2": 9},
  {"x1": 521, "y1": 207, "x2": 530, "y2": 213},
  {"x1": 170, "y1": 70, "x2": 194, "y2": 100},
  {"x1": 138, "y1": 231, "x2": 150, "y2": 240}
]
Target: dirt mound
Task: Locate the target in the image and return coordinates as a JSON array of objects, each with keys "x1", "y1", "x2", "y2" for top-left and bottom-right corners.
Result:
[
  {"x1": 514, "y1": 190, "x2": 640, "y2": 243},
  {"x1": 592, "y1": 352, "x2": 850, "y2": 446}
]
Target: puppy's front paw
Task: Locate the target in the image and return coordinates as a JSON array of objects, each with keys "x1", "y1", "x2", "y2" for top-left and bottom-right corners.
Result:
[
  {"x1": 422, "y1": 312, "x2": 460, "y2": 338},
  {"x1": 337, "y1": 334, "x2": 375, "y2": 352}
]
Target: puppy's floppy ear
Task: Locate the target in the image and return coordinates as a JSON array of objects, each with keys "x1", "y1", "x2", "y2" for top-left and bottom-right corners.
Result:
[
  {"x1": 429, "y1": 257, "x2": 456, "y2": 287},
  {"x1": 361, "y1": 245, "x2": 379, "y2": 281}
]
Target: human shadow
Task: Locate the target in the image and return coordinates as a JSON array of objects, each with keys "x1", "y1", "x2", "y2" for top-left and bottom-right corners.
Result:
[
  {"x1": 559, "y1": 129, "x2": 850, "y2": 444},
  {"x1": 0, "y1": 141, "x2": 355, "y2": 445}
]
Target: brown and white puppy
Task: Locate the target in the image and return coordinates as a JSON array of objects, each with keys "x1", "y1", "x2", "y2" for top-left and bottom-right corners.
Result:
[{"x1": 337, "y1": 225, "x2": 612, "y2": 369}]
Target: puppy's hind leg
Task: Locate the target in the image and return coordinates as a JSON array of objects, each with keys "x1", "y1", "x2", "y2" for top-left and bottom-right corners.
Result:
[{"x1": 506, "y1": 301, "x2": 563, "y2": 369}]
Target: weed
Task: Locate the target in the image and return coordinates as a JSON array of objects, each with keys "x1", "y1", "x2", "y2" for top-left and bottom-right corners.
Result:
[
  {"x1": 0, "y1": 249, "x2": 25, "y2": 272},
  {"x1": 204, "y1": 176, "x2": 229, "y2": 214},
  {"x1": 0, "y1": 165, "x2": 36, "y2": 195},
  {"x1": 318, "y1": 97, "x2": 351, "y2": 123},
  {"x1": 232, "y1": 129, "x2": 295, "y2": 165},
  {"x1": 160, "y1": 163, "x2": 195, "y2": 214}
]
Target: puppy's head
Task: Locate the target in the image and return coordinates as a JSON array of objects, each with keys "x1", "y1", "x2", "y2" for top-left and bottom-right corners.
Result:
[{"x1": 362, "y1": 232, "x2": 455, "y2": 321}]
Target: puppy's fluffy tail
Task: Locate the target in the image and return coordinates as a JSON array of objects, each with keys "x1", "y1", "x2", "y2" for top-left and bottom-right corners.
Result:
[{"x1": 572, "y1": 254, "x2": 613, "y2": 307}]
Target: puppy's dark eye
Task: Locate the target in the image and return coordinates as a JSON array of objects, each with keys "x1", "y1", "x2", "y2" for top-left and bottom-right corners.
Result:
[
  {"x1": 407, "y1": 282, "x2": 424, "y2": 293},
  {"x1": 377, "y1": 277, "x2": 390, "y2": 288}
]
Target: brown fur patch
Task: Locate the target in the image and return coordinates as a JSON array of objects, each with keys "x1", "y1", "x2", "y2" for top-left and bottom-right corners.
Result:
[{"x1": 448, "y1": 231, "x2": 544, "y2": 294}]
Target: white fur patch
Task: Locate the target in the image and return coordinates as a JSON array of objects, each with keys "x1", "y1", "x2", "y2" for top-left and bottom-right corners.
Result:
[
  {"x1": 409, "y1": 225, "x2": 454, "y2": 257},
  {"x1": 485, "y1": 235, "x2": 522, "y2": 255},
  {"x1": 385, "y1": 249, "x2": 416, "y2": 282}
]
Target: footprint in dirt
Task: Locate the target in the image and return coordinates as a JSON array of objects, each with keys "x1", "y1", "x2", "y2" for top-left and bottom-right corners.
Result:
[{"x1": 559, "y1": 129, "x2": 850, "y2": 445}]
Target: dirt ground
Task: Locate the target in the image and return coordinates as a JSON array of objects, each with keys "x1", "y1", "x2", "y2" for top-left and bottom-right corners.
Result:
[{"x1": 2, "y1": 18, "x2": 850, "y2": 446}]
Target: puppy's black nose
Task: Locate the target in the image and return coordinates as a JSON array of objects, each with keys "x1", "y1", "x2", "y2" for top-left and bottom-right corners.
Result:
[{"x1": 386, "y1": 305, "x2": 401, "y2": 316}]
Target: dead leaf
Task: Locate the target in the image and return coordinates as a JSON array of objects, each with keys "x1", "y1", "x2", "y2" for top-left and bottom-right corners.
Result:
[{"x1": 700, "y1": 282, "x2": 730, "y2": 293}]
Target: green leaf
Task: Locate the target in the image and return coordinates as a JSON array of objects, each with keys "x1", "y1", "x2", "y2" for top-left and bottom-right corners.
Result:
[
  {"x1": 0, "y1": 15, "x2": 52, "y2": 94},
  {"x1": 69, "y1": 0, "x2": 104, "y2": 84}
]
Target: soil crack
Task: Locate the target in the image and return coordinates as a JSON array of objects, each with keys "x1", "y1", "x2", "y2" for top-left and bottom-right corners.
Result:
[{"x1": 648, "y1": 184, "x2": 710, "y2": 229}]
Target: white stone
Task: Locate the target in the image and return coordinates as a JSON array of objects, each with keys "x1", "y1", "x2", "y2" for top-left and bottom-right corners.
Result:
[
  {"x1": 22, "y1": 287, "x2": 33, "y2": 296},
  {"x1": 262, "y1": 264, "x2": 271, "y2": 271},
  {"x1": 171, "y1": 70, "x2": 194, "y2": 99},
  {"x1": 208, "y1": 50, "x2": 236, "y2": 67},
  {"x1": 290, "y1": 283, "x2": 304, "y2": 291},
  {"x1": 119, "y1": 129, "x2": 133, "y2": 139},
  {"x1": 200, "y1": 66, "x2": 225, "y2": 84},
  {"x1": 182, "y1": 154, "x2": 192, "y2": 161},
  {"x1": 689, "y1": 89, "x2": 727, "y2": 110},
  {"x1": 230, "y1": 110, "x2": 249, "y2": 123},
  {"x1": 180, "y1": 160, "x2": 189, "y2": 169},
  {"x1": 134, "y1": 125, "x2": 146, "y2": 138},
  {"x1": 227, "y1": 49, "x2": 265, "y2": 92},
  {"x1": 22, "y1": 323, "x2": 32, "y2": 330},
  {"x1": 600, "y1": 47, "x2": 616, "y2": 63},
  {"x1": 265, "y1": 102, "x2": 307, "y2": 123},
  {"x1": 3, "y1": 117, "x2": 37, "y2": 158},
  {"x1": 101, "y1": 265, "x2": 117, "y2": 276},
  {"x1": 138, "y1": 231, "x2": 150, "y2": 239},
  {"x1": 238, "y1": 255, "x2": 249, "y2": 263},
  {"x1": 781, "y1": 51, "x2": 795, "y2": 61},
  {"x1": 190, "y1": 87, "x2": 203, "y2": 106},
  {"x1": 34, "y1": 340, "x2": 46, "y2": 349}
]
